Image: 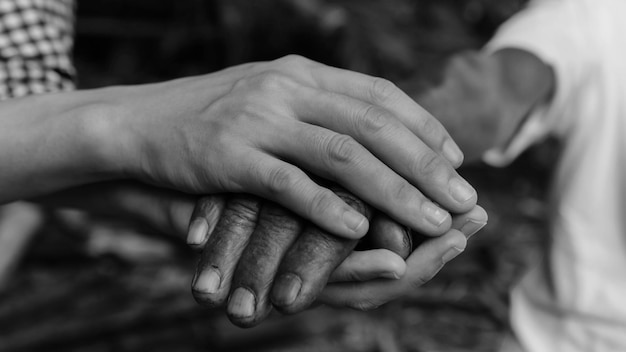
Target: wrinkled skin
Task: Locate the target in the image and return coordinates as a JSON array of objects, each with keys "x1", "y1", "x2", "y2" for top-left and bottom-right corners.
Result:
[{"x1": 190, "y1": 190, "x2": 486, "y2": 328}]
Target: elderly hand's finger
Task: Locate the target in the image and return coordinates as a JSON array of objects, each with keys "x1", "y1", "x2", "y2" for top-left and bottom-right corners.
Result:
[
  {"x1": 270, "y1": 190, "x2": 372, "y2": 315},
  {"x1": 364, "y1": 212, "x2": 412, "y2": 259},
  {"x1": 187, "y1": 195, "x2": 226, "y2": 251},
  {"x1": 225, "y1": 202, "x2": 303, "y2": 327},
  {"x1": 191, "y1": 196, "x2": 260, "y2": 307}
]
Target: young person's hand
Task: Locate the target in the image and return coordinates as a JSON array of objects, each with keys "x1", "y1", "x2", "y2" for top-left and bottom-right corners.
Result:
[
  {"x1": 1, "y1": 55, "x2": 477, "y2": 242},
  {"x1": 95, "y1": 55, "x2": 477, "y2": 240}
]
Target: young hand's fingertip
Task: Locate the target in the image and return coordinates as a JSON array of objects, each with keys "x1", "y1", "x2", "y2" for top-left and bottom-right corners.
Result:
[
  {"x1": 460, "y1": 205, "x2": 488, "y2": 239},
  {"x1": 460, "y1": 219, "x2": 487, "y2": 239},
  {"x1": 422, "y1": 201, "x2": 451, "y2": 230},
  {"x1": 442, "y1": 138, "x2": 464, "y2": 168},
  {"x1": 442, "y1": 246, "x2": 464, "y2": 264},
  {"x1": 449, "y1": 177, "x2": 477, "y2": 206},
  {"x1": 342, "y1": 209, "x2": 369, "y2": 238}
]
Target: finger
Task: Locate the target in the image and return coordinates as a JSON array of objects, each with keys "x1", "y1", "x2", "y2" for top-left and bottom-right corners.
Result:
[
  {"x1": 328, "y1": 249, "x2": 406, "y2": 282},
  {"x1": 270, "y1": 190, "x2": 372, "y2": 314},
  {"x1": 226, "y1": 203, "x2": 303, "y2": 328},
  {"x1": 304, "y1": 62, "x2": 464, "y2": 168},
  {"x1": 238, "y1": 151, "x2": 369, "y2": 239},
  {"x1": 366, "y1": 212, "x2": 412, "y2": 259},
  {"x1": 451, "y1": 205, "x2": 488, "y2": 239},
  {"x1": 192, "y1": 196, "x2": 260, "y2": 307},
  {"x1": 273, "y1": 123, "x2": 452, "y2": 236},
  {"x1": 187, "y1": 195, "x2": 226, "y2": 250},
  {"x1": 318, "y1": 229, "x2": 466, "y2": 311},
  {"x1": 289, "y1": 86, "x2": 477, "y2": 214}
]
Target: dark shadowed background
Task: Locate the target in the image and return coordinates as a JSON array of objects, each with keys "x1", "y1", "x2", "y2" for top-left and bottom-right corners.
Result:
[{"x1": 0, "y1": 0, "x2": 559, "y2": 351}]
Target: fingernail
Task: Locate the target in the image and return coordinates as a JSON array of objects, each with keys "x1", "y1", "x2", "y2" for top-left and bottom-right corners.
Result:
[
  {"x1": 442, "y1": 139, "x2": 463, "y2": 166},
  {"x1": 187, "y1": 218, "x2": 209, "y2": 245},
  {"x1": 449, "y1": 178, "x2": 476, "y2": 204},
  {"x1": 193, "y1": 268, "x2": 220, "y2": 294},
  {"x1": 381, "y1": 271, "x2": 401, "y2": 280},
  {"x1": 272, "y1": 273, "x2": 302, "y2": 307},
  {"x1": 460, "y1": 219, "x2": 487, "y2": 239},
  {"x1": 228, "y1": 287, "x2": 256, "y2": 318},
  {"x1": 422, "y1": 202, "x2": 449, "y2": 227},
  {"x1": 442, "y1": 247, "x2": 464, "y2": 263},
  {"x1": 343, "y1": 210, "x2": 367, "y2": 233}
]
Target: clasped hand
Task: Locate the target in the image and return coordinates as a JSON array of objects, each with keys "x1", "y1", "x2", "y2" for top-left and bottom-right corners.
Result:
[
  {"x1": 110, "y1": 55, "x2": 477, "y2": 239},
  {"x1": 187, "y1": 191, "x2": 486, "y2": 328},
  {"x1": 35, "y1": 55, "x2": 485, "y2": 328}
]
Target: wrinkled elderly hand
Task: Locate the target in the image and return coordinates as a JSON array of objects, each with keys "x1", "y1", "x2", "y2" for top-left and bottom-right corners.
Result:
[
  {"x1": 188, "y1": 192, "x2": 486, "y2": 328},
  {"x1": 104, "y1": 55, "x2": 477, "y2": 241},
  {"x1": 188, "y1": 190, "x2": 383, "y2": 327}
]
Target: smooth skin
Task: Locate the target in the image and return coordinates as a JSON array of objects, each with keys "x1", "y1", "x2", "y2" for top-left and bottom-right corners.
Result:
[{"x1": 0, "y1": 55, "x2": 477, "y2": 242}]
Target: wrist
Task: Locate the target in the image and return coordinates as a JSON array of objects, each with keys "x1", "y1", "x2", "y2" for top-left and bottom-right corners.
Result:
[{"x1": 75, "y1": 87, "x2": 142, "y2": 180}]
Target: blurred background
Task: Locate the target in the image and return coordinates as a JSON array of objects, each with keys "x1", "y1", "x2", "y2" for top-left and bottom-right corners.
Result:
[{"x1": 0, "y1": 0, "x2": 560, "y2": 351}]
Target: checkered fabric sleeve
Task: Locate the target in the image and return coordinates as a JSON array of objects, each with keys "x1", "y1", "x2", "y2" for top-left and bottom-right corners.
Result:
[{"x1": 0, "y1": 0, "x2": 75, "y2": 100}]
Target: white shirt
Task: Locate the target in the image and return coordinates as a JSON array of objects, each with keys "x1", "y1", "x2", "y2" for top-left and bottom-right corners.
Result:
[{"x1": 484, "y1": 0, "x2": 626, "y2": 351}]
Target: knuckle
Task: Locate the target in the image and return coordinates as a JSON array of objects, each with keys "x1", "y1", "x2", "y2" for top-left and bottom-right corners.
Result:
[
  {"x1": 222, "y1": 198, "x2": 260, "y2": 229},
  {"x1": 306, "y1": 233, "x2": 337, "y2": 256},
  {"x1": 418, "y1": 117, "x2": 440, "y2": 139},
  {"x1": 259, "y1": 205, "x2": 300, "y2": 234},
  {"x1": 370, "y1": 77, "x2": 399, "y2": 105},
  {"x1": 264, "y1": 166, "x2": 301, "y2": 197},
  {"x1": 279, "y1": 54, "x2": 310, "y2": 68},
  {"x1": 356, "y1": 105, "x2": 391, "y2": 136},
  {"x1": 305, "y1": 189, "x2": 337, "y2": 220},
  {"x1": 325, "y1": 134, "x2": 361, "y2": 165},
  {"x1": 227, "y1": 197, "x2": 260, "y2": 218},
  {"x1": 254, "y1": 71, "x2": 296, "y2": 92},
  {"x1": 196, "y1": 195, "x2": 224, "y2": 216},
  {"x1": 390, "y1": 180, "x2": 414, "y2": 204},
  {"x1": 414, "y1": 150, "x2": 444, "y2": 178}
]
